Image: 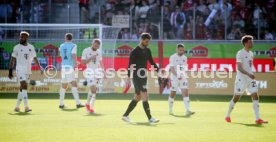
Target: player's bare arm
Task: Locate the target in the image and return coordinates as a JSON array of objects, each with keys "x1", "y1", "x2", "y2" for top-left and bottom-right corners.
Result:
[
  {"x1": 72, "y1": 53, "x2": 78, "y2": 67},
  {"x1": 8, "y1": 57, "x2": 16, "y2": 79},
  {"x1": 126, "y1": 51, "x2": 135, "y2": 87},
  {"x1": 99, "y1": 60, "x2": 106, "y2": 78},
  {"x1": 33, "y1": 57, "x2": 43, "y2": 74},
  {"x1": 237, "y1": 62, "x2": 255, "y2": 79},
  {"x1": 170, "y1": 66, "x2": 178, "y2": 78},
  {"x1": 81, "y1": 54, "x2": 97, "y2": 65}
]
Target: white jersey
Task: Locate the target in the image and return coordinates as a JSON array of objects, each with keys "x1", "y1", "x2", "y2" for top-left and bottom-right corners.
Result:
[
  {"x1": 236, "y1": 49, "x2": 254, "y2": 78},
  {"x1": 81, "y1": 47, "x2": 102, "y2": 70},
  {"x1": 12, "y1": 43, "x2": 36, "y2": 74},
  {"x1": 169, "y1": 53, "x2": 188, "y2": 78},
  {"x1": 234, "y1": 49, "x2": 257, "y2": 95}
]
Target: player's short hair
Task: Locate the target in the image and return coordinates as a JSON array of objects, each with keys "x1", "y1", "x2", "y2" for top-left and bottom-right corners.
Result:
[
  {"x1": 177, "y1": 43, "x2": 185, "y2": 48},
  {"x1": 92, "y1": 39, "x2": 101, "y2": 45},
  {"x1": 241, "y1": 35, "x2": 253, "y2": 46},
  {"x1": 20, "y1": 31, "x2": 29, "y2": 37},
  {"x1": 65, "y1": 33, "x2": 73, "y2": 40},
  {"x1": 140, "y1": 33, "x2": 152, "y2": 40}
]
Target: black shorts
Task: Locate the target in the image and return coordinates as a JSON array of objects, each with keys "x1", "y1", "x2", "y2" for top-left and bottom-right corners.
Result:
[{"x1": 132, "y1": 77, "x2": 147, "y2": 95}]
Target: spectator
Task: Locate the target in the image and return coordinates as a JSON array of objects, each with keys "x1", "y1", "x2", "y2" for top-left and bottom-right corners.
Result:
[
  {"x1": 196, "y1": 0, "x2": 208, "y2": 15},
  {"x1": 163, "y1": 5, "x2": 173, "y2": 39},
  {"x1": 196, "y1": 15, "x2": 205, "y2": 39},
  {"x1": 79, "y1": 0, "x2": 90, "y2": 23},
  {"x1": 121, "y1": 28, "x2": 131, "y2": 39},
  {"x1": 0, "y1": 2, "x2": 13, "y2": 23},
  {"x1": 138, "y1": 0, "x2": 150, "y2": 22},
  {"x1": 131, "y1": 28, "x2": 139, "y2": 39},
  {"x1": 147, "y1": 22, "x2": 159, "y2": 39},
  {"x1": 264, "y1": 29, "x2": 274, "y2": 40},
  {"x1": 233, "y1": 14, "x2": 245, "y2": 28},
  {"x1": 129, "y1": 0, "x2": 139, "y2": 23},
  {"x1": 182, "y1": 0, "x2": 194, "y2": 16},
  {"x1": 170, "y1": 5, "x2": 186, "y2": 39},
  {"x1": 184, "y1": 22, "x2": 193, "y2": 39},
  {"x1": 208, "y1": 0, "x2": 219, "y2": 11},
  {"x1": 227, "y1": 28, "x2": 236, "y2": 40}
]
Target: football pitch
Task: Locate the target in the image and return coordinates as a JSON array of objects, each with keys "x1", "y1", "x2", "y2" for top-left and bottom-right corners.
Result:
[{"x1": 0, "y1": 93, "x2": 275, "y2": 142}]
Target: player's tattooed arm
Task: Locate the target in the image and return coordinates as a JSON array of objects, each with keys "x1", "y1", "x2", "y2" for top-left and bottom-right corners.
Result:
[
  {"x1": 8, "y1": 57, "x2": 16, "y2": 79},
  {"x1": 237, "y1": 62, "x2": 255, "y2": 79},
  {"x1": 170, "y1": 66, "x2": 178, "y2": 77},
  {"x1": 148, "y1": 49, "x2": 159, "y2": 73},
  {"x1": 33, "y1": 57, "x2": 44, "y2": 74},
  {"x1": 81, "y1": 54, "x2": 97, "y2": 64},
  {"x1": 72, "y1": 53, "x2": 78, "y2": 67}
]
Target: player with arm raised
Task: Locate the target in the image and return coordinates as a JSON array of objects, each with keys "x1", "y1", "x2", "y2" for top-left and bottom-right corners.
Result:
[
  {"x1": 81, "y1": 39, "x2": 104, "y2": 113},
  {"x1": 8, "y1": 31, "x2": 43, "y2": 112},
  {"x1": 59, "y1": 33, "x2": 84, "y2": 109},
  {"x1": 122, "y1": 33, "x2": 160, "y2": 123},
  {"x1": 168, "y1": 44, "x2": 195, "y2": 116},
  {"x1": 225, "y1": 35, "x2": 268, "y2": 124}
]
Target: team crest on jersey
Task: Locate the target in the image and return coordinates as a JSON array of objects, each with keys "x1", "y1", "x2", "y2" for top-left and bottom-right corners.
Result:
[
  {"x1": 237, "y1": 88, "x2": 241, "y2": 92},
  {"x1": 245, "y1": 56, "x2": 248, "y2": 58},
  {"x1": 29, "y1": 49, "x2": 32, "y2": 52},
  {"x1": 21, "y1": 49, "x2": 23, "y2": 52}
]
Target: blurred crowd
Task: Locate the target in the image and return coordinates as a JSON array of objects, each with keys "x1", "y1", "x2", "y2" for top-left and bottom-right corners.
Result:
[
  {"x1": 100, "y1": 0, "x2": 276, "y2": 40},
  {"x1": 1, "y1": 0, "x2": 276, "y2": 40}
]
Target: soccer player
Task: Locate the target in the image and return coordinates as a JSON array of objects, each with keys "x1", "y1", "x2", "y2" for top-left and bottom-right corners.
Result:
[
  {"x1": 59, "y1": 33, "x2": 84, "y2": 109},
  {"x1": 122, "y1": 33, "x2": 160, "y2": 123},
  {"x1": 81, "y1": 39, "x2": 105, "y2": 113},
  {"x1": 8, "y1": 31, "x2": 43, "y2": 112},
  {"x1": 225, "y1": 35, "x2": 268, "y2": 124},
  {"x1": 168, "y1": 44, "x2": 195, "y2": 116}
]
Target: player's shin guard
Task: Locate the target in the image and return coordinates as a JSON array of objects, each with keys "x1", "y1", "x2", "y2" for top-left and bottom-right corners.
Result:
[
  {"x1": 89, "y1": 94, "x2": 96, "y2": 109},
  {"x1": 71, "y1": 87, "x2": 81, "y2": 105},
  {"x1": 253, "y1": 100, "x2": 260, "y2": 120},
  {"x1": 87, "y1": 91, "x2": 92, "y2": 104},
  {"x1": 183, "y1": 97, "x2": 190, "y2": 111},
  {"x1": 123, "y1": 99, "x2": 138, "y2": 117},
  {"x1": 59, "y1": 88, "x2": 66, "y2": 106},
  {"x1": 16, "y1": 91, "x2": 23, "y2": 107},
  {"x1": 226, "y1": 100, "x2": 235, "y2": 117},
  {"x1": 143, "y1": 101, "x2": 152, "y2": 120}
]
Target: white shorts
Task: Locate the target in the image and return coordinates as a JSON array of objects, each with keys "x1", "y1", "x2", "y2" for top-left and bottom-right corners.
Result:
[
  {"x1": 16, "y1": 72, "x2": 30, "y2": 83},
  {"x1": 170, "y1": 75, "x2": 188, "y2": 91},
  {"x1": 87, "y1": 77, "x2": 103, "y2": 87},
  {"x1": 61, "y1": 70, "x2": 76, "y2": 83},
  {"x1": 234, "y1": 75, "x2": 258, "y2": 95}
]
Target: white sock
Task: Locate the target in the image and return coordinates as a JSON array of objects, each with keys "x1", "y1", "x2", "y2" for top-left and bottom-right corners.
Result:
[
  {"x1": 16, "y1": 91, "x2": 22, "y2": 107},
  {"x1": 21, "y1": 90, "x2": 28, "y2": 107},
  {"x1": 253, "y1": 100, "x2": 260, "y2": 120},
  {"x1": 87, "y1": 91, "x2": 92, "y2": 104},
  {"x1": 89, "y1": 94, "x2": 96, "y2": 109},
  {"x1": 168, "y1": 96, "x2": 174, "y2": 112},
  {"x1": 183, "y1": 97, "x2": 190, "y2": 112},
  {"x1": 71, "y1": 87, "x2": 81, "y2": 105},
  {"x1": 226, "y1": 100, "x2": 235, "y2": 117},
  {"x1": 59, "y1": 88, "x2": 66, "y2": 106}
]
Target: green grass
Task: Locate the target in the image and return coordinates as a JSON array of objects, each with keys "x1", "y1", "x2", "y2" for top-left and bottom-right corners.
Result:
[{"x1": 0, "y1": 93, "x2": 276, "y2": 142}]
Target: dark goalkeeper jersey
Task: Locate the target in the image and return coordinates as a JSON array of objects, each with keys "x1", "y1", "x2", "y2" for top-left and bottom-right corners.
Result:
[{"x1": 127, "y1": 46, "x2": 159, "y2": 78}]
